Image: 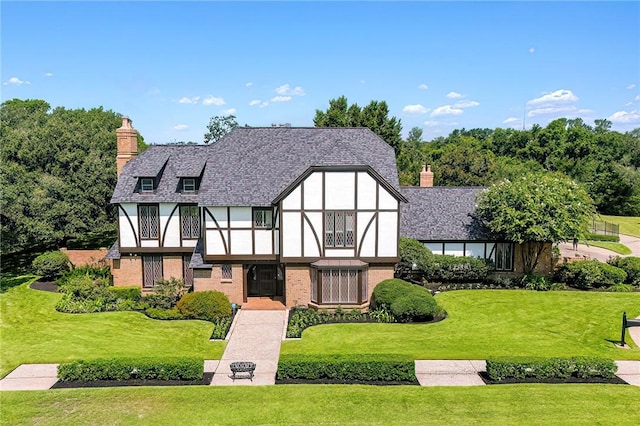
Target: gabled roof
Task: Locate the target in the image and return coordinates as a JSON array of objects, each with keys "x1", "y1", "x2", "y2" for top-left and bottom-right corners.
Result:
[
  {"x1": 112, "y1": 127, "x2": 401, "y2": 206},
  {"x1": 400, "y1": 186, "x2": 489, "y2": 241}
]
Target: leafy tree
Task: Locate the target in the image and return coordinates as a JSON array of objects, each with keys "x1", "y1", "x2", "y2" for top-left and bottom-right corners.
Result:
[
  {"x1": 476, "y1": 172, "x2": 594, "y2": 274},
  {"x1": 314, "y1": 96, "x2": 403, "y2": 153},
  {"x1": 204, "y1": 114, "x2": 238, "y2": 144},
  {"x1": 437, "y1": 138, "x2": 497, "y2": 186}
]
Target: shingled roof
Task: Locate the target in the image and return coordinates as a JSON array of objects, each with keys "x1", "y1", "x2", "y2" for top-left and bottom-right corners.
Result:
[
  {"x1": 112, "y1": 127, "x2": 401, "y2": 206},
  {"x1": 400, "y1": 186, "x2": 489, "y2": 240}
]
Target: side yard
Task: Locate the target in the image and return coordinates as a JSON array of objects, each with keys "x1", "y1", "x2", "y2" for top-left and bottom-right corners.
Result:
[
  {"x1": 281, "y1": 290, "x2": 640, "y2": 360},
  {"x1": 0, "y1": 277, "x2": 224, "y2": 377}
]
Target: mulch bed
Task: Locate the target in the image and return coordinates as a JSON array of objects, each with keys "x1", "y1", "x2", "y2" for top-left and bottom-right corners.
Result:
[
  {"x1": 276, "y1": 378, "x2": 419, "y2": 386},
  {"x1": 51, "y1": 372, "x2": 214, "y2": 389},
  {"x1": 30, "y1": 281, "x2": 59, "y2": 293},
  {"x1": 479, "y1": 372, "x2": 628, "y2": 385}
]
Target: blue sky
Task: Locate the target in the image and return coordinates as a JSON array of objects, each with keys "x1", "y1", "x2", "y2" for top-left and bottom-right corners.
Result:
[{"x1": 2, "y1": 1, "x2": 639, "y2": 143}]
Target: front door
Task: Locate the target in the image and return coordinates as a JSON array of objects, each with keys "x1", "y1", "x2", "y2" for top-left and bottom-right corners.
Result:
[{"x1": 247, "y1": 265, "x2": 277, "y2": 297}]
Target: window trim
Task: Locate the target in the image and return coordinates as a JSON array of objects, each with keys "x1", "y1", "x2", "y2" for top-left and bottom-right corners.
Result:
[
  {"x1": 138, "y1": 204, "x2": 160, "y2": 240},
  {"x1": 182, "y1": 178, "x2": 197, "y2": 193},
  {"x1": 324, "y1": 211, "x2": 355, "y2": 248},
  {"x1": 253, "y1": 207, "x2": 273, "y2": 229},
  {"x1": 140, "y1": 178, "x2": 155, "y2": 193},
  {"x1": 495, "y1": 242, "x2": 514, "y2": 272},
  {"x1": 179, "y1": 204, "x2": 200, "y2": 240}
]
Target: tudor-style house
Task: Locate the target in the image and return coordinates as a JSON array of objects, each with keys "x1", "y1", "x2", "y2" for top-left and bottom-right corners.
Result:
[
  {"x1": 107, "y1": 118, "x2": 553, "y2": 308},
  {"x1": 108, "y1": 117, "x2": 404, "y2": 308}
]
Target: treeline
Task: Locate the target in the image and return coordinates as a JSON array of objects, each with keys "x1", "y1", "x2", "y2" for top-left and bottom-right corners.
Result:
[
  {"x1": 0, "y1": 99, "x2": 146, "y2": 255},
  {"x1": 397, "y1": 119, "x2": 640, "y2": 216}
]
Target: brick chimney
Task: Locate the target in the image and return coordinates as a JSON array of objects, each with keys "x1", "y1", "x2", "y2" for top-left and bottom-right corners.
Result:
[
  {"x1": 419, "y1": 164, "x2": 434, "y2": 187},
  {"x1": 116, "y1": 116, "x2": 138, "y2": 177}
]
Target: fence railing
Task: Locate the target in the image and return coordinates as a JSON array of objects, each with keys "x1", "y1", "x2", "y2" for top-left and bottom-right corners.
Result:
[{"x1": 589, "y1": 219, "x2": 619, "y2": 236}]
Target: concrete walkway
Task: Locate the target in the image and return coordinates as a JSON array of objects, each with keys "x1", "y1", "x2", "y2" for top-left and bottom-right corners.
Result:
[
  {"x1": 558, "y1": 233, "x2": 640, "y2": 262},
  {"x1": 0, "y1": 364, "x2": 59, "y2": 391},
  {"x1": 210, "y1": 309, "x2": 287, "y2": 386},
  {"x1": 415, "y1": 360, "x2": 486, "y2": 386}
]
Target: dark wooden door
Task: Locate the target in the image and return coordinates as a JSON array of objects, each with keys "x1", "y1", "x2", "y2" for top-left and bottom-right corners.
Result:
[{"x1": 248, "y1": 265, "x2": 276, "y2": 296}]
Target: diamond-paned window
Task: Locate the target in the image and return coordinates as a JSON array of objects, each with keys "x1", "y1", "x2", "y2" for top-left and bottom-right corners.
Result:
[
  {"x1": 221, "y1": 264, "x2": 233, "y2": 280},
  {"x1": 143, "y1": 255, "x2": 163, "y2": 288},
  {"x1": 180, "y1": 205, "x2": 200, "y2": 239},
  {"x1": 182, "y1": 255, "x2": 193, "y2": 287},
  {"x1": 253, "y1": 208, "x2": 273, "y2": 228},
  {"x1": 316, "y1": 269, "x2": 360, "y2": 304},
  {"x1": 324, "y1": 211, "x2": 355, "y2": 248},
  {"x1": 139, "y1": 204, "x2": 159, "y2": 239}
]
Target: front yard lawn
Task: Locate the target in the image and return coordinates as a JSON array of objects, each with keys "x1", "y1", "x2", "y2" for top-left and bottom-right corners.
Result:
[
  {"x1": 2, "y1": 385, "x2": 639, "y2": 425},
  {"x1": 0, "y1": 277, "x2": 224, "y2": 377},
  {"x1": 282, "y1": 290, "x2": 640, "y2": 360}
]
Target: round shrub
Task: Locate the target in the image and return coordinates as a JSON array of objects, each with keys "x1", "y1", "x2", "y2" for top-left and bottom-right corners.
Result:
[
  {"x1": 390, "y1": 291, "x2": 442, "y2": 323},
  {"x1": 371, "y1": 279, "x2": 414, "y2": 310},
  {"x1": 608, "y1": 256, "x2": 640, "y2": 286},
  {"x1": 554, "y1": 260, "x2": 626, "y2": 289},
  {"x1": 32, "y1": 251, "x2": 71, "y2": 280},
  {"x1": 177, "y1": 291, "x2": 231, "y2": 321}
]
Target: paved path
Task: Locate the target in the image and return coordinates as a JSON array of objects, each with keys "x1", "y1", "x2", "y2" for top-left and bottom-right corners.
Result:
[
  {"x1": 0, "y1": 364, "x2": 58, "y2": 391},
  {"x1": 210, "y1": 309, "x2": 287, "y2": 386},
  {"x1": 558, "y1": 233, "x2": 640, "y2": 262},
  {"x1": 415, "y1": 360, "x2": 486, "y2": 386}
]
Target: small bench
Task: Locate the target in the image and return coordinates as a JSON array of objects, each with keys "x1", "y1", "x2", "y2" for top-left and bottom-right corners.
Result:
[{"x1": 229, "y1": 362, "x2": 256, "y2": 381}]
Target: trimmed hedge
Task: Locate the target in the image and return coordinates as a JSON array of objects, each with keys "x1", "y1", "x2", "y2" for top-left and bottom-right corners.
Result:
[
  {"x1": 108, "y1": 286, "x2": 141, "y2": 301},
  {"x1": 486, "y1": 357, "x2": 617, "y2": 381},
  {"x1": 585, "y1": 233, "x2": 620, "y2": 242},
  {"x1": 608, "y1": 256, "x2": 640, "y2": 286},
  {"x1": 177, "y1": 290, "x2": 231, "y2": 321},
  {"x1": 145, "y1": 307, "x2": 185, "y2": 320},
  {"x1": 424, "y1": 254, "x2": 492, "y2": 283},
  {"x1": 58, "y1": 357, "x2": 204, "y2": 382},
  {"x1": 554, "y1": 260, "x2": 627, "y2": 289},
  {"x1": 371, "y1": 279, "x2": 444, "y2": 323},
  {"x1": 276, "y1": 354, "x2": 415, "y2": 383}
]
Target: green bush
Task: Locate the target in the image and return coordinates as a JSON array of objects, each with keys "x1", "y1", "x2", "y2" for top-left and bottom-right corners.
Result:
[
  {"x1": 276, "y1": 354, "x2": 415, "y2": 383},
  {"x1": 57, "y1": 357, "x2": 204, "y2": 381},
  {"x1": 145, "y1": 307, "x2": 184, "y2": 320},
  {"x1": 370, "y1": 279, "x2": 415, "y2": 310},
  {"x1": 522, "y1": 274, "x2": 551, "y2": 291},
  {"x1": 153, "y1": 277, "x2": 188, "y2": 306},
  {"x1": 585, "y1": 233, "x2": 620, "y2": 242},
  {"x1": 177, "y1": 291, "x2": 231, "y2": 321},
  {"x1": 398, "y1": 237, "x2": 433, "y2": 273},
  {"x1": 608, "y1": 256, "x2": 640, "y2": 286},
  {"x1": 285, "y1": 307, "x2": 395, "y2": 338},
  {"x1": 32, "y1": 251, "x2": 71, "y2": 280},
  {"x1": 486, "y1": 357, "x2": 616, "y2": 381},
  {"x1": 142, "y1": 293, "x2": 174, "y2": 309},
  {"x1": 599, "y1": 284, "x2": 635, "y2": 292},
  {"x1": 210, "y1": 317, "x2": 233, "y2": 340},
  {"x1": 424, "y1": 254, "x2": 492, "y2": 283},
  {"x1": 56, "y1": 264, "x2": 111, "y2": 287},
  {"x1": 108, "y1": 286, "x2": 141, "y2": 301},
  {"x1": 554, "y1": 260, "x2": 627, "y2": 289}
]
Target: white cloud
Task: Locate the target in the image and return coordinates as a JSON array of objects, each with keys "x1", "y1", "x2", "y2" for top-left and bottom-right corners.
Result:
[
  {"x1": 402, "y1": 104, "x2": 430, "y2": 114},
  {"x1": 502, "y1": 117, "x2": 519, "y2": 124},
  {"x1": 423, "y1": 120, "x2": 439, "y2": 127},
  {"x1": 527, "y1": 106, "x2": 576, "y2": 117},
  {"x1": 446, "y1": 91, "x2": 463, "y2": 99},
  {"x1": 431, "y1": 105, "x2": 464, "y2": 117},
  {"x1": 3, "y1": 77, "x2": 30, "y2": 86},
  {"x1": 202, "y1": 96, "x2": 225, "y2": 106},
  {"x1": 246, "y1": 82, "x2": 253, "y2": 87},
  {"x1": 249, "y1": 100, "x2": 261, "y2": 106},
  {"x1": 418, "y1": 83, "x2": 428, "y2": 90},
  {"x1": 453, "y1": 100, "x2": 479, "y2": 108},
  {"x1": 178, "y1": 96, "x2": 200, "y2": 104},
  {"x1": 627, "y1": 84, "x2": 637, "y2": 90},
  {"x1": 528, "y1": 89, "x2": 578, "y2": 105},
  {"x1": 259, "y1": 101, "x2": 269, "y2": 108},
  {"x1": 271, "y1": 96, "x2": 292, "y2": 103},
  {"x1": 529, "y1": 47, "x2": 535, "y2": 54},
  {"x1": 44, "y1": 72, "x2": 53, "y2": 77},
  {"x1": 173, "y1": 124, "x2": 188, "y2": 130},
  {"x1": 221, "y1": 108, "x2": 236, "y2": 115},
  {"x1": 608, "y1": 110, "x2": 640, "y2": 124},
  {"x1": 275, "y1": 84, "x2": 305, "y2": 96},
  {"x1": 635, "y1": 95, "x2": 640, "y2": 102}
]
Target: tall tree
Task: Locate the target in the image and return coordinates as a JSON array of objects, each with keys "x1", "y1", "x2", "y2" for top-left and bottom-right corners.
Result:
[
  {"x1": 314, "y1": 96, "x2": 403, "y2": 153},
  {"x1": 204, "y1": 114, "x2": 238, "y2": 144},
  {"x1": 475, "y1": 172, "x2": 594, "y2": 274}
]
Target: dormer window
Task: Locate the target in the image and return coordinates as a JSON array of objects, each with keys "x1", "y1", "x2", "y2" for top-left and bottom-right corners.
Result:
[
  {"x1": 182, "y1": 178, "x2": 197, "y2": 193},
  {"x1": 140, "y1": 178, "x2": 154, "y2": 193}
]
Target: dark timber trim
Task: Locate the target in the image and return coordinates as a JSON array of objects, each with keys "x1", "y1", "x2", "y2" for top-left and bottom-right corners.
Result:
[{"x1": 118, "y1": 204, "x2": 139, "y2": 247}]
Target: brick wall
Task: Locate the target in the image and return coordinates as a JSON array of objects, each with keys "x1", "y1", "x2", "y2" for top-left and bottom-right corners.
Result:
[
  {"x1": 193, "y1": 264, "x2": 244, "y2": 305},
  {"x1": 367, "y1": 265, "x2": 395, "y2": 301},
  {"x1": 60, "y1": 248, "x2": 108, "y2": 267},
  {"x1": 110, "y1": 256, "x2": 143, "y2": 287},
  {"x1": 163, "y1": 256, "x2": 183, "y2": 281},
  {"x1": 285, "y1": 265, "x2": 311, "y2": 308}
]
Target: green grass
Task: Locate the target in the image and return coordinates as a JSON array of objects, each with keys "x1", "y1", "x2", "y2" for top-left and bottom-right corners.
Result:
[
  {"x1": 0, "y1": 277, "x2": 225, "y2": 377},
  {"x1": 599, "y1": 214, "x2": 640, "y2": 238},
  {"x1": 2, "y1": 385, "x2": 640, "y2": 425},
  {"x1": 583, "y1": 240, "x2": 633, "y2": 255},
  {"x1": 282, "y1": 290, "x2": 640, "y2": 360}
]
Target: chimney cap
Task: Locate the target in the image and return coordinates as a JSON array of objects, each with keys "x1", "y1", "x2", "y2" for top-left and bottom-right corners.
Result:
[{"x1": 119, "y1": 116, "x2": 133, "y2": 129}]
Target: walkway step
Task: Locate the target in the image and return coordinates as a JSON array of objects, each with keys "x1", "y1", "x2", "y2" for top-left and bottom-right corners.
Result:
[
  {"x1": 616, "y1": 360, "x2": 640, "y2": 386},
  {"x1": 415, "y1": 360, "x2": 486, "y2": 386},
  {"x1": 0, "y1": 364, "x2": 59, "y2": 391}
]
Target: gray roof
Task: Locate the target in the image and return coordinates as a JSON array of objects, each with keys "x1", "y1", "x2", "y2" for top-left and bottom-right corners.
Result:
[
  {"x1": 189, "y1": 240, "x2": 212, "y2": 269},
  {"x1": 112, "y1": 127, "x2": 401, "y2": 206},
  {"x1": 105, "y1": 241, "x2": 121, "y2": 259},
  {"x1": 111, "y1": 145, "x2": 209, "y2": 203},
  {"x1": 400, "y1": 186, "x2": 490, "y2": 241}
]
